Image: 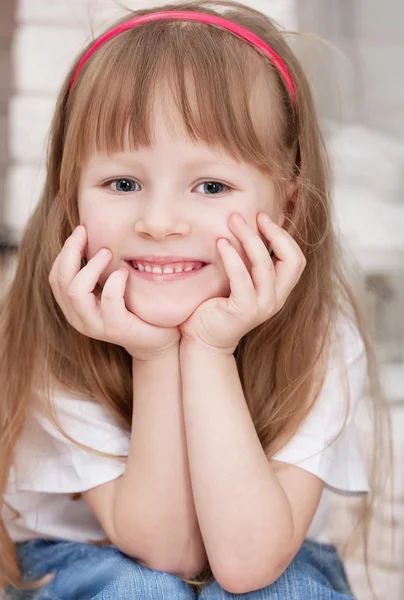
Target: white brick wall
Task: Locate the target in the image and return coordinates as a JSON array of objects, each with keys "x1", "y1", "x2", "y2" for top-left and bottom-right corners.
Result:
[{"x1": 13, "y1": 26, "x2": 88, "y2": 95}]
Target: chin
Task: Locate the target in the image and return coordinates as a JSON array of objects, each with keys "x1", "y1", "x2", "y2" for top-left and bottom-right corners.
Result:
[{"x1": 125, "y1": 296, "x2": 197, "y2": 328}]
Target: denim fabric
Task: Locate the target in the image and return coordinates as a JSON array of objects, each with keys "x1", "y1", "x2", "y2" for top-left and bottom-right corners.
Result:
[{"x1": 7, "y1": 539, "x2": 355, "y2": 599}]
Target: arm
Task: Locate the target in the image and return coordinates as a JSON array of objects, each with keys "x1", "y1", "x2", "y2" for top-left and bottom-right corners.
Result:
[
  {"x1": 84, "y1": 348, "x2": 207, "y2": 578},
  {"x1": 180, "y1": 342, "x2": 323, "y2": 593},
  {"x1": 48, "y1": 228, "x2": 206, "y2": 577}
]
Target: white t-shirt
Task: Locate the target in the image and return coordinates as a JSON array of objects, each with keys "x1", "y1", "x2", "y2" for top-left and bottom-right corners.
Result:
[{"x1": 4, "y1": 317, "x2": 369, "y2": 544}]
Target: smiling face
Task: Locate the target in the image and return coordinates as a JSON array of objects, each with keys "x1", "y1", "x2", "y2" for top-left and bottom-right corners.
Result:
[{"x1": 78, "y1": 109, "x2": 284, "y2": 327}]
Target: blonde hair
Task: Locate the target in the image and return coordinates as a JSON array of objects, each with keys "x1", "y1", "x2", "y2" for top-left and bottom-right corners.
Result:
[{"x1": 0, "y1": 0, "x2": 388, "y2": 590}]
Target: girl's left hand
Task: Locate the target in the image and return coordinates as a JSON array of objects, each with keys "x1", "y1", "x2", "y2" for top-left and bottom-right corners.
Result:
[{"x1": 179, "y1": 212, "x2": 306, "y2": 354}]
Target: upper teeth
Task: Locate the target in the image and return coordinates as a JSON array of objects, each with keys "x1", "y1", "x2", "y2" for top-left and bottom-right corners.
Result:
[{"x1": 133, "y1": 261, "x2": 203, "y2": 274}]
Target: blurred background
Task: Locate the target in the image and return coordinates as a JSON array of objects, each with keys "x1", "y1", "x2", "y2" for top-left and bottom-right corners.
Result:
[{"x1": 0, "y1": 1, "x2": 403, "y2": 598}]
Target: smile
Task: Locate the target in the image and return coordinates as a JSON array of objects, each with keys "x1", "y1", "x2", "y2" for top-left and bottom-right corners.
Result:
[{"x1": 126, "y1": 260, "x2": 208, "y2": 281}]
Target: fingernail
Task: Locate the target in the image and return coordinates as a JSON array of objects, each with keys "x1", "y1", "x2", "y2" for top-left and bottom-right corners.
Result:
[
  {"x1": 236, "y1": 213, "x2": 246, "y2": 224},
  {"x1": 261, "y1": 213, "x2": 271, "y2": 222},
  {"x1": 99, "y1": 248, "x2": 111, "y2": 257},
  {"x1": 73, "y1": 225, "x2": 84, "y2": 235}
]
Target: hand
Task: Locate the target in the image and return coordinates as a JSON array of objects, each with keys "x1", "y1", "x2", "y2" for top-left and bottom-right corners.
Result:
[
  {"x1": 49, "y1": 226, "x2": 181, "y2": 361},
  {"x1": 179, "y1": 212, "x2": 306, "y2": 354}
]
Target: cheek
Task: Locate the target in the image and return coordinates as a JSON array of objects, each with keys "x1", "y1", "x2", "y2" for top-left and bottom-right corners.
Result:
[{"x1": 81, "y1": 210, "x2": 123, "y2": 259}]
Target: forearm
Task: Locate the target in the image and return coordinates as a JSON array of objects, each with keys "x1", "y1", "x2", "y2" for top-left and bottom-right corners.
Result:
[
  {"x1": 112, "y1": 348, "x2": 206, "y2": 576},
  {"x1": 180, "y1": 342, "x2": 294, "y2": 587}
]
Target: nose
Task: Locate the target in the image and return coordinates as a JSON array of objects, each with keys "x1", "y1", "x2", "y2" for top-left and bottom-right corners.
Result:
[{"x1": 133, "y1": 198, "x2": 190, "y2": 241}]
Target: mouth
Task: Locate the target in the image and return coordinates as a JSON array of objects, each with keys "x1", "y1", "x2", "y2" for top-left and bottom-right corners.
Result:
[{"x1": 125, "y1": 258, "x2": 209, "y2": 281}]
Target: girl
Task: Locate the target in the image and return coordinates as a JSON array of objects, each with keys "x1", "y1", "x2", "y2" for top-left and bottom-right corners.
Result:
[{"x1": 1, "y1": 1, "x2": 385, "y2": 598}]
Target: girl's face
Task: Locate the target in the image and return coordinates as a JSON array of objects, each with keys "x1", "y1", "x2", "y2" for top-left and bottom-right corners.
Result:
[{"x1": 78, "y1": 111, "x2": 284, "y2": 327}]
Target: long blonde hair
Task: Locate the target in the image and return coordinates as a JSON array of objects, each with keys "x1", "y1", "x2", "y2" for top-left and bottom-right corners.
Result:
[{"x1": 0, "y1": 0, "x2": 388, "y2": 590}]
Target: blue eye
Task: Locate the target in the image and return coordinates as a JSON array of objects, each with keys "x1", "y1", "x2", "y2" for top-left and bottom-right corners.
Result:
[
  {"x1": 104, "y1": 178, "x2": 140, "y2": 193},
  {"x1": 195, "y1": 181, "x2": 231, "y2": 195}
]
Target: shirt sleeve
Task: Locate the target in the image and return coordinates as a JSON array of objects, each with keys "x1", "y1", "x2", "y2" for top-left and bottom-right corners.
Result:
[
  {"x1": 12, "y1": 390, "x2": 130, "y2": 494},
  {"x1": 271, "y1": 316, "x2": 370, "y2": 494}
]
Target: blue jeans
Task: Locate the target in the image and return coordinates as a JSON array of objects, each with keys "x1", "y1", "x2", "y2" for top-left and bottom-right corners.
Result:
[{"x1": 7, "y1": 539, "x2": 355, "y2": 599}]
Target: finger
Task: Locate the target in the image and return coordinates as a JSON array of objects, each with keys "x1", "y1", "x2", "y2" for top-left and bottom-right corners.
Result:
[
  {"x1": 49, "y1": 227, "x2": 86, "y2": 318},
  {"x1": 257, "y1": 213, "x2": 306, "y2": 303},
  {"x1": 100, "y1": 268, "x2": 131, "y2": 334},
  {"x1": 50, "y1": 254, "x2": 79, "y2": 321},
  {"x1": 228, "y1": 213, "x2": 275, "y2": 303},
  {"x1": 64, "y1": 249, "x2": 111, "y2": 338},
  {"x1": 217, "y1": 238, "x2": 256, "y2": 310},
  {"x1": 49, "y1": 252, "x2": 62, "y2": 300},
  {"x1": 55, "y1": 226, "x2": 87, "y2": 294},
  {"x1": 66, "y1": 248, "x2": 112, "y2": 324},
  {"x1": 49, "y1": 252, "x2": 72, "y2": 319}
]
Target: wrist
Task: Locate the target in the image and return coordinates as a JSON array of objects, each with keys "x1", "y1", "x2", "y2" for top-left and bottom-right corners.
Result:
[
  {"x1": 131, "y1": 344, "x2": 180, "y2": 365},
  {"x1": 180, "y1": 337, "x2": 236, "y2": 358}
]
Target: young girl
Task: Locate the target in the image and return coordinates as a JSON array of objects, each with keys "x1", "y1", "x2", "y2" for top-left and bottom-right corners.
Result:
[{"x1": 1, "y1": 1, "x2": 384, "y2": 598}]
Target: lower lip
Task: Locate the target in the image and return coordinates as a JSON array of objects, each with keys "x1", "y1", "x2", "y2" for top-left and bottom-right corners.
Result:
[{"x1": 126, "y1": 261, "x2": 209, "y2": 282}]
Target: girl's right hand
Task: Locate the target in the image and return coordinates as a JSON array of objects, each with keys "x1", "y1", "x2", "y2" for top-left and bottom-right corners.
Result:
[{"x1": 49, "y1": 226, "x2": 181, "y2": 361}]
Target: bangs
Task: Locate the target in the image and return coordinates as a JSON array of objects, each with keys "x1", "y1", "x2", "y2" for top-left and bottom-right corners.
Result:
[{"x1": 64, "y1": 19, "x2": 284, "y2": 173}]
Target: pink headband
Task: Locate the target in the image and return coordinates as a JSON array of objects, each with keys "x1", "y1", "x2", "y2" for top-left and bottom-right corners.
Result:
[{"x1": 69, "y1": 10, "x2": 297, "y2": 105}]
